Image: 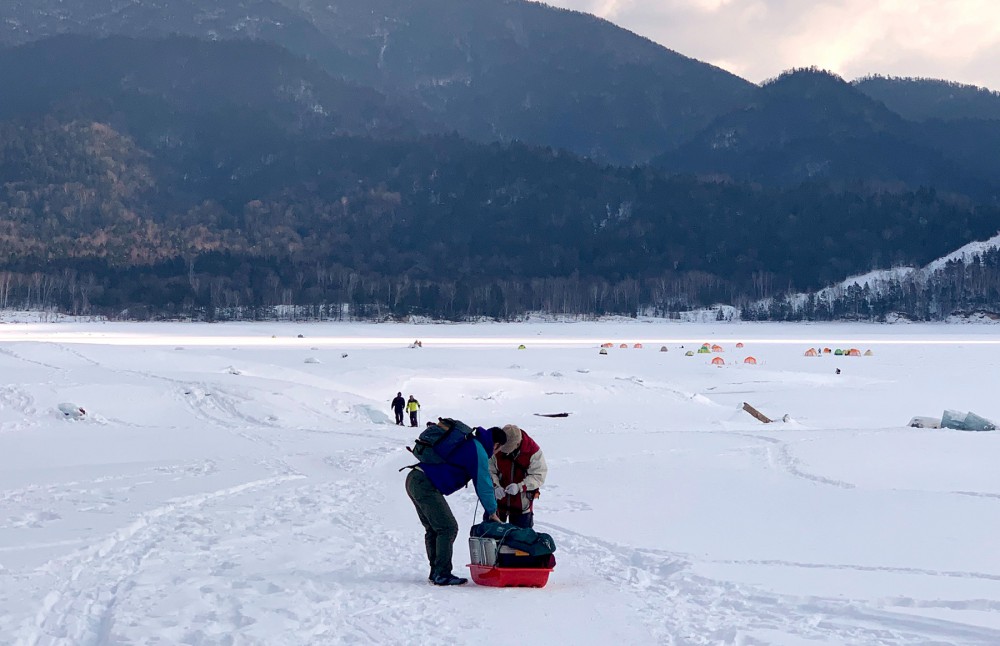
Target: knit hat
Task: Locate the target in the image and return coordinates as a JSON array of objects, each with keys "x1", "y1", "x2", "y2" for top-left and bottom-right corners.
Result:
[
  {"x1": 487, "y1": 426, "x2": 506, "y2": 447},
  {"x1": 499, "y1": 424, "x2": 522, "y2": 454}
]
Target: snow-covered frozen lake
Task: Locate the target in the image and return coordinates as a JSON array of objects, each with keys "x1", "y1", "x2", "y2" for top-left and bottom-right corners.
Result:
[{"x1": 1, "y1": 318, "x2": 999, "y2": 645}]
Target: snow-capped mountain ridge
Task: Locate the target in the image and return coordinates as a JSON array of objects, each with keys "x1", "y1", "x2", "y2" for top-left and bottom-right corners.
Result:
[{"x1": 822, "y1": 229, "x2": 1000, "y2": 297}]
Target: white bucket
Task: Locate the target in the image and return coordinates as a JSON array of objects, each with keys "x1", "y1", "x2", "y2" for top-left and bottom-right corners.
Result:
[{"x1": 469, "y1": 537, "x2": 498, "y2": 566}]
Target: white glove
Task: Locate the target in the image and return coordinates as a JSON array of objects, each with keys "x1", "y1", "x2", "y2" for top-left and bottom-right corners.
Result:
[
  {"x1": 494, "y1": 486, "x2": 505, "y2": 500},
  {"x1": 504, "y1": 483, "x2": 521, "y2": 495}
]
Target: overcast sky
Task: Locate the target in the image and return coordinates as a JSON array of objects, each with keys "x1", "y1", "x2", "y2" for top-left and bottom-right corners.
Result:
[{"x1": 545, "y1": 0, "x2": 1000, "y2": 89}]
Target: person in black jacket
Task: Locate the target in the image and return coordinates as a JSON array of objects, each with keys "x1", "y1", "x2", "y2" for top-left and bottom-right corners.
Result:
[{"x1": 391, "y1": 392, "x2": 406, "y2": 426}]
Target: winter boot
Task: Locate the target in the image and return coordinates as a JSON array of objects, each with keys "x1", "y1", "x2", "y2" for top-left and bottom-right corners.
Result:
[{"x1": 432, "y1": 573, "x2": 468, "y2": 586}]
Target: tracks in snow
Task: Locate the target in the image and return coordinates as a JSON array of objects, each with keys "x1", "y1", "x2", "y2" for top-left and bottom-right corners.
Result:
[
  {"x1": 542, "y1": 522, "x2": 1000, "y2": 645},
  {"x1": 13, "y1": 476, "x2": 305, "y2": 646}
]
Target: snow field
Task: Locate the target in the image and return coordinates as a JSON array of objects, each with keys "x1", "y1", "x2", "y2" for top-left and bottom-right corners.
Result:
[{"x1": 0, "y1": 320, "x2": 999, "y2": 645}]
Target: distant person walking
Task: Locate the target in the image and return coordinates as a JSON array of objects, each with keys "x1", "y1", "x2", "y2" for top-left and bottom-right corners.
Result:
[
  {"x1": 391, "y1": 392, "x2": 406, "y2": 426},
  {"x1": 407, "y1": 395, "x2": 421, "y2": 427}
]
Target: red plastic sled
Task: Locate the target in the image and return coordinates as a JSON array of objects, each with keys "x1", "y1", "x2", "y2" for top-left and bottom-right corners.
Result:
[{"x1": 467, "y1": 564, "x2": 554, "y2": 588}]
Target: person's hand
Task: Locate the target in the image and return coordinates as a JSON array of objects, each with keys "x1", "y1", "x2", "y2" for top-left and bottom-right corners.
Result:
[
  {"x1": 494, "y1": 486, "x2": 505, "y2": 500},
  {"x1": 504, "y1": 483, "x2": 521, "y2": 495},
  {"x1": 488, "y1": 513, "x2": 501, "y2": 522}
]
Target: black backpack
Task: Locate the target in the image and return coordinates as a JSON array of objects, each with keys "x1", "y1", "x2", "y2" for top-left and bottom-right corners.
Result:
[{"x1": 408, "y1": 418, "x2": 475, "y2": 465}]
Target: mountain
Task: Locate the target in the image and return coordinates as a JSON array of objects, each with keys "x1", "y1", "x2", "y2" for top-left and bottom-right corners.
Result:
[
  {"x1": 0, "y1": 35, "x2": 437, "y2": 210},
  {"x1": 0, "y1": 0, "x2": 755, "y2": 164},
  {"x1": 0, "y1": 35, "x2": 425, "y2": 141},
  {"x1": 745, "y1": 231, "x2": 1000, "y2": 321},
  {"x1": 854, "y1": 76, "x2": 1000, "y2": 122},
  {"x1": 4, "y1": 10, "x2": 1000, "y2": 319},
  {"x1": 654, "y1": 69, "x2": 998, "y2": 199},
  {"x1": 3, "y1": 104, "x2": 998, "y2": 318}
]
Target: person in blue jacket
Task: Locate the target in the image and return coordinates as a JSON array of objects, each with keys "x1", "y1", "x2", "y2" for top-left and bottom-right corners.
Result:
[{"x1": 404, "y1": 425, "x2": 506, "y2": 586}]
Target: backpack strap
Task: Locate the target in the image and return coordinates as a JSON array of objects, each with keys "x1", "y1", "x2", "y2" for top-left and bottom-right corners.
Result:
[{"x1": 399, "y1": 463, "x2": 419, "y2": 473}]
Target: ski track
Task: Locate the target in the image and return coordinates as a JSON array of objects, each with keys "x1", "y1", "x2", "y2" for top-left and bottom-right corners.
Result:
[
  {"x1": 12, "y1": 476, "x2": 305, "y2": 646},
  {"x1": 11, "y1": 440, "x2": 444, "y2": 645},
  {"x1": 744, "y1": 433, "x2": 859, "y2": 490},
  {"x1": 0, "y1": 347, "x2": 65, "y2": 371},
  {"x1": 542, "y1": 522, "x2": 1000, "y2": 645},
  {"x1": 0, "y1": 461, "x2": 220, "y2": 532}
]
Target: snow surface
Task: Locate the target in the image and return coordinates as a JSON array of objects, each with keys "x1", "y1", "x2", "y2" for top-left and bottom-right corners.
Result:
[{"x1": 2, "y1": 319, "x2": 1000, "y2": 645}]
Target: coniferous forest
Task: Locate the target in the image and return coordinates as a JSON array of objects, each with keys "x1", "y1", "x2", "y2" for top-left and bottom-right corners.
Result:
[{"x1": 1, "y1": 12, "x2": 1000, "y2": 320}]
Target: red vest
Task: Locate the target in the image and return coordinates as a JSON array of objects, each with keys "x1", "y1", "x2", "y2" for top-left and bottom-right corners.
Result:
[{"x1": 495, "y1": 431, "x2": 541, "y2": 512}]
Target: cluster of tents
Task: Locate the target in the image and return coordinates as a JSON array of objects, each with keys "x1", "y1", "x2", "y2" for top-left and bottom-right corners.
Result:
[
  {"x1": 685, "y1": 342, "x2": 756, "y2": 366},
  {"x1": 596, "y1": 341, "x2": 761, "y2": 366},
  {"x1": 804, "y1": 347, "x2": 874, "y2": 357}
]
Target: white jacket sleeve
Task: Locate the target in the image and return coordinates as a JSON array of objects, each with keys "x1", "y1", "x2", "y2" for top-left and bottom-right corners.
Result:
[
  {"x1": 489, "y1": 454, "x2": 501, "y2": 488},
  {"x1": 521, "y1": 450, "x2": 547, "y2": 491}
]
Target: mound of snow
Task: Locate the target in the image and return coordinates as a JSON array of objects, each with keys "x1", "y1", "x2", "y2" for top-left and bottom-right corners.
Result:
[{"x1": 57, "y1": 402, "x2": 86, "y2": 419}]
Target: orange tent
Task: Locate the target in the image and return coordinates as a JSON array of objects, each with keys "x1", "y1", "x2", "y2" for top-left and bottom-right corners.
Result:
[
  {"x1": 743, "y1": 356, "x2": 757, "y2": 364},
  {"x1": 804, "y1": 348, "x2": 818, "y2": 357},
  {"x1": 601, "y1": 343, "x2": 614, "y2": 348},
  {"x1": 634, "y1": 343, "x2": 643, "y2": 349},
  {"x1": 847, "y1": 348, "x2": 862, "y2": 357},
  {"x1": 619, "y1": 344, "x2": 628, "y2": 349},
  {"x1": 735, "y1": 342, "x2": 744, "y2": 348},
  {"x1": 711, "y1": 356, "x2": 725, "y2": 366},
  {"x1": 823, "y1": 348, "x2": 832, "y2": 354},
  {"x1": 711, "y1": 344, "x2": 724, "y2": 352}
]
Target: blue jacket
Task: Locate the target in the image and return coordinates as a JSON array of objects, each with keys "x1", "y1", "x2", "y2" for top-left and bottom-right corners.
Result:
[{"x1": 420, "y1": 427, "x2": 498, "y2": 515}]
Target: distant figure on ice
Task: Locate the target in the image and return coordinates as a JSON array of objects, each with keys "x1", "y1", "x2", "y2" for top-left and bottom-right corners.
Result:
[
  {"x1": 836, "y1": 368, "x2": 841, "y2": 375},
  {"x1": 407, "y1": 395, "x2": 421, "y2": 427},
  {"x1": 391, "y1": 392, "x2": 406, "y2": 426},
  {"x1": 403, "y1": 422, "x2": 502, "y2": 585},
  {"x1": 490, "y1": 424, "x2": 548, "y2": 528}
]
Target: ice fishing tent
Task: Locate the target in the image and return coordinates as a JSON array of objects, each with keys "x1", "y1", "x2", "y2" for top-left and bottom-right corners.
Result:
[
  {"x1": 518, "y1": 344, "x2": 527, "y2": 350},
  {"x1": 634, "y1": 343, "x2": 643, "y2": 349},
  {"x1": 685, "y1": 350, "x2": 695, "y2": 356},
  {"x1": 711, "y1": 344, "x2": 724, "y2": 352},
  {"x1": 847, "y1": 348, "x2": 861, "y2": 357},
  {"x1": 834, "y1": 349, "x2": 844, "y2": 356},
  {"x1": 804, "y1": 348, "x2": 818, "y2": 357},
  {"x1": 736, "y1": 342, "x2": 744, "y2": 348},
  {"x1": 599, "y1": 348, "x2": 608, "y2": 355},
  {"x1": 619, "y1": 343, "x2": 628, "y2": 349},
  {"x1": 601, "y1": 343, "x2": 614, "y2": 348},
  {"x1": 711, "y1": 357, "x2": 725, "y2": 366},
  {"x1": 659, "y1": 346, "x2": 668, "y2": 352},
  {"x1": 744, "y1": 356, "x2": 757, "y2": 365},
  {"x1": 697, "y1": 347, "x2": 711, "y2": 354},
  {"x1": 864, "y1": 349, "x2": 874, "y2": 356}
]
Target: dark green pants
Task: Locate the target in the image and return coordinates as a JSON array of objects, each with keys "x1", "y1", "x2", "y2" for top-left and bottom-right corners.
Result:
[{"x1": 405, "y1": 469, "x2": 459, "y2": 579}]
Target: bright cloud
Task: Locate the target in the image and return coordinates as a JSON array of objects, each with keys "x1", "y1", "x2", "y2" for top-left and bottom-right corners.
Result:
[{"x1": 544, "y1": 0, "x2": 1000, "y2": 89}]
